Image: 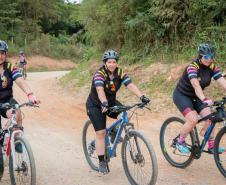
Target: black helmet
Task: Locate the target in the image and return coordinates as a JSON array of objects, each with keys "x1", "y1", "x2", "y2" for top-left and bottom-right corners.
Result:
[
  {"x1": 0, "y1": 40, "x2": 8, "y2": 52},
  {"x1": 198, "y1": 43, "x2": 215, "y2": 57},
  {"x1": 19, "y1": 51, "x2": 24, "y2": 55},
  {"x1": 102, "y1": 49, "x2": 119, "y2": 62}
]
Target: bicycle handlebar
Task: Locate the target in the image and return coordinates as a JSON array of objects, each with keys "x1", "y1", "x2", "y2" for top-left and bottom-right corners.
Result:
[
  {"x1": 0, "y1": 101, "x2": 39, "y2": 109},
  {"x1": 198, "y1": 96, "x2": 226, "y2": 123},
  {"x1": 212, "y1": 96, "x2": 226, "y2": 107},
  {"x1": 108, "y1": 102, "x2": 149, "y2": 113}
]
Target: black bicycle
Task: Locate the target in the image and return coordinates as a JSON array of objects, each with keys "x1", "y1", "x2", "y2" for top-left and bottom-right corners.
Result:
[{"x1": 160, "y1": 96, "x2": 226, "y2": 177}]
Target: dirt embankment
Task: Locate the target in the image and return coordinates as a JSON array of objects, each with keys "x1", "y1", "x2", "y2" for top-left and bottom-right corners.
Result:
[{"x1": 9, "y1": 55, "x2": 76, "y2": 71}]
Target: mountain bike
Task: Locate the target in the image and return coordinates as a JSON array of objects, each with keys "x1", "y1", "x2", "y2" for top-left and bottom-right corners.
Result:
[
  {"x1": 19, "y1": 66, "x2": 27, "y2": 80},
  {"x1": 160, "y1": 96, "x2": 226, "y2": 178},
  {"x1": 0, "y1": 101, "x2": 38, "y2": 184},
  {"x1": 83, "y1": 102, "x2": 158, "y2": 185}
]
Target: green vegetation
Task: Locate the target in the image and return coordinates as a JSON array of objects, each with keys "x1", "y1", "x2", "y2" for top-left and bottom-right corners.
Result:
[{"x1": 1, "y1": 0, "x2": 226, "y2": 109}]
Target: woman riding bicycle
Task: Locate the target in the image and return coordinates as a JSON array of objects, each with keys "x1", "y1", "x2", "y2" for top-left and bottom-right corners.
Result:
[
  {"x1": 86, "y1": 49, "x2": 150, "y2": 174},
  {"x1": 173, "y1": 43, "x2": 226, "y2": 154},
  {"x1": 0, "y1": 40, "x2": 40, "y2": 152},
  {"x1": 18, "y1": 51, "x2": 27, "y2": 79}
]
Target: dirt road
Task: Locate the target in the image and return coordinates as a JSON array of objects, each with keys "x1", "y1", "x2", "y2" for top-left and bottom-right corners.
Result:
[{"x1": 1, "y1": 71, "x2": 225, "y2": 185}]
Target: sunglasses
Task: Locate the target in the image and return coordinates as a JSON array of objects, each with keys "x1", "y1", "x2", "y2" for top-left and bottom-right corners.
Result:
[{"x1": 203, "y1": 54, "x2": 214, "y2": 60}]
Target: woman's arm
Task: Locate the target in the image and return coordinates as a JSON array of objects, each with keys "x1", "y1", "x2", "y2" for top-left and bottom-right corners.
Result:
[
  {"x1": 190, "y1": 78, "x2": 206, "y2": 101},
  {"x1": 96, "y1": 86, "x2": 108, "y2": 103},
  {"x1": 216, "y1": 76, "x2": 226, "y2": 91},
  {"x1": 15, "y1": 77, "x2": 40, "y2": 104},
  {"x1": 15, "y1": 77, "x2": 32, "y2": 95},
  {"x1": 126, "y1": 83, "x2": 143, "y2": 98}
]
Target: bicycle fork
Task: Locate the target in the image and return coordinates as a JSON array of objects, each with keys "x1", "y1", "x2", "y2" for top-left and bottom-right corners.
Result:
[
  {"x1": 126, "y1": 134, "x2": 143, "y2": 165},
  {"x1": 10, "y1": 130, "x2": 23, "y2": 170}
]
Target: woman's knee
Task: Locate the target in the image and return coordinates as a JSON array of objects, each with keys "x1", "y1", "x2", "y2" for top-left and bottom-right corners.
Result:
[
  {"x1": 96, "y1": 129, "x2": 106, "y2": 139},
  {"x1": 185, "y1": 111, "x2": 199, "y2": 126}
]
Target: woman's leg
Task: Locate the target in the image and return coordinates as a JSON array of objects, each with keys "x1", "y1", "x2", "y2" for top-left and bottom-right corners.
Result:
[
  {"x1": 95, "y1": 129, "x2": 106, "y2": 157},
  {"x1": 173, "y1": 89, "x2": 199, "y2": 153},
  {"x1": 199, "y1": 107, "x2": 213, "y2": 138},
  {"x1": 86, "y1": 103, "x2": 108, "y2": 173},
  {"x1": 180, "y1": 110, "x2": 199, "y2": 137}
]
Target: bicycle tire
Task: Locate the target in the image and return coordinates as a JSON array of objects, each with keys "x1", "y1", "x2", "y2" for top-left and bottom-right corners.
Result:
[
  {"x1": 9, "y1": 136, "x2": 36, "y2": 185},
  {"x1": 121, "y1": 130, "x2": 158, "y2": 185},
  {"x1": 0, "y1": 147, "x2": 3, "y2": 180},
  {"x1": 214, "y1": 127, "x2": 226, "y2": 178},
  {"x1": 82, "y1": 120, "x2": 99, "y2": 171},
  {"x1": 160, "y1": 117, "x2": 194, "y2": 168}
]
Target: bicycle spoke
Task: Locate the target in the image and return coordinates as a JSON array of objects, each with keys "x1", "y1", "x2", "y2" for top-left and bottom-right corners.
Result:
[
  {"x1": 160, "y1": 117, "x2": 194, "y2": 168},
  {"x1": 123, "y1": 132, "x2": 156, "y2": 185},
  {"x1": 9, "y1": 137, "x2": 36, "y2": 185},
  {"x1": 82, "y1": 120, "x2": 99, "y2": 171},
  {"x1": 216, "y1": 130, "x2": 226, "y2": 175}
]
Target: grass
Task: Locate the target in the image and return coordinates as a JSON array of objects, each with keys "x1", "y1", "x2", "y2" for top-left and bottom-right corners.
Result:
[{"x1": 60, "y1": 60, "x2": 93, "y2": 89}]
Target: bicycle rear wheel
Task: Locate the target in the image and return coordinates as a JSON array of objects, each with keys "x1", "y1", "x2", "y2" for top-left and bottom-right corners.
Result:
[
  {"x1": 214, "y1": 127, "x2": 226, "y2": 178},
  {"x1": 82, "y1": 120, "x2": 99, "y2": 171},
  {"x1": 0, "y1": 147, "x2": 4, "y2": 180},
  {"x1": 160, "y1": 117, "x2": 194, "y2": 168},
  {"x1": 121, "y1": 130, "x2": 158, "y2": 185},
  {"x1": 9, "y1": 136, "x2": 36, "y2": 185}
]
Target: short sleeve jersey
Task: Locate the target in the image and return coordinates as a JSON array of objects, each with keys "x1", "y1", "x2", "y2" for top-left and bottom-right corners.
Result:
[
  {"x1": 0, "y1": 62, "x2": 22, "y2": 102},
  {"x1": 176, "y1": 59, "x2": 222, "y2": 97},
  {"x1": 89, "y1": 65, "x2": 132, "y2": 106}
]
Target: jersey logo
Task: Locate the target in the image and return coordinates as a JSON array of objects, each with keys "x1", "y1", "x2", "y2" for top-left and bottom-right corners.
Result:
[
  {"x1": 110, "y1": 81, "x2": 116, "y2": 91},
  {"x1": 1, "y1": 75, "x2": 8, "y2": 88}
]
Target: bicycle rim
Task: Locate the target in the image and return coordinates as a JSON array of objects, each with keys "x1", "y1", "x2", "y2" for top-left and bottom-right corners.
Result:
[
  {"x1": 82, "y1": 120, "x2": 99, "y2": 171},
  {"x1": 9, "y1": 137, "x2": 36, "y2": 185},
  {"x1": 214, "y1": 127, "x2": 226, "y2": 177},
  {"x1": 160, "y1": 117, "x2": 194, "y2": 168},
  {"x1": 121, "y1": 130, "x2": 158, "y2": 185}
]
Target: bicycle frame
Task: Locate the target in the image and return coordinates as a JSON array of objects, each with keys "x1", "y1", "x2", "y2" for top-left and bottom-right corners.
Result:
[
  {"x1": 192, "y1": 122, "x2": 216, "y2": 153},
  {"x1": 192, "y1": 108, "x2": 226, "y2": 155},
  {"x1": 105, "y1": 111, "x2": 129, "y2": 158},
  {"x1": 1, "y1": 108, "x2": 24, "y2": 170}
]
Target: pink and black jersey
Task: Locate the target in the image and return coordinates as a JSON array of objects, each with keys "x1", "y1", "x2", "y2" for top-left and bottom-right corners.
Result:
[
  {"x1": 88, "y1": 65, "x2": 132, "y2": 106},
  {"x1": 176, "y1": 59, "x2": 222, "y2": 97},
  {"x1": 0, "y1": 62, "x2": 22, "y2": 102}
]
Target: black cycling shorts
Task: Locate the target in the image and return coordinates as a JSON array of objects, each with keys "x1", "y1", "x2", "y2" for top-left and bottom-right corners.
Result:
[
  {"x1": 173, "y1": 88, "x2": 208, "y2": 117},
  {"x1": 86, "y1": 98, "x2": 122, "y2": 131}
]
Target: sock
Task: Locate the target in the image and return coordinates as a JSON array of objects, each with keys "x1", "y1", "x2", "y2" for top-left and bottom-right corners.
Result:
[
  {"x1": 98, "y1": 155, "x2": 105, "y2": 162},
  {"x1": 208, "y1": 139, "x2": 214, "y2": 149}
]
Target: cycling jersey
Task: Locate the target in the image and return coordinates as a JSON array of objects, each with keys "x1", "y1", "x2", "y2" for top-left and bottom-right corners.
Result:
[
  {"x1": 87, "y1": 65, "x2": 132, "y2": 106},
  {"x1": 176, "y1": 59, "x2": 222, "y2": 97},
  {"x1": 0, "y1": 62, "x2": 22, "y2": 102}
]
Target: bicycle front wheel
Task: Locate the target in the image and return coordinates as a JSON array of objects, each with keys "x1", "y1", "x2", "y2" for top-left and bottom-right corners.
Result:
[
  {"x1": 160, "y1": 117, "x2": 194, "y2": 168},
  {"x1": 9, "y1": 136, "x2": 36, "y2": 185},
  {"x1": 214, "y1": 127, "x2": 226, "y2": 178},
  {"x1": 0, "y1": 147, "x2": 4, "y2": 180},
  {"x1": 121, "y1": 130, "x2": 158, "y2": 185},
  {"x1": 82, "y1": 120, "x2": 99, "y2": 171}
]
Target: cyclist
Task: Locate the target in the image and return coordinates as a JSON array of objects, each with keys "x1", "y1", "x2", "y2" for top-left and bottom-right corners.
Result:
[
  {"x1": 173, "y1": 43, "x2": 226, "y2": 154},
  {"x1": 86, "y1": 49, "x2": 150, "y2": 174},
  {"x1": 18, "y1": 51, "x2": 27, "y2": 79},
  {"x1": 0, "y1": 40, "x2": 40, "y2": 152}
]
